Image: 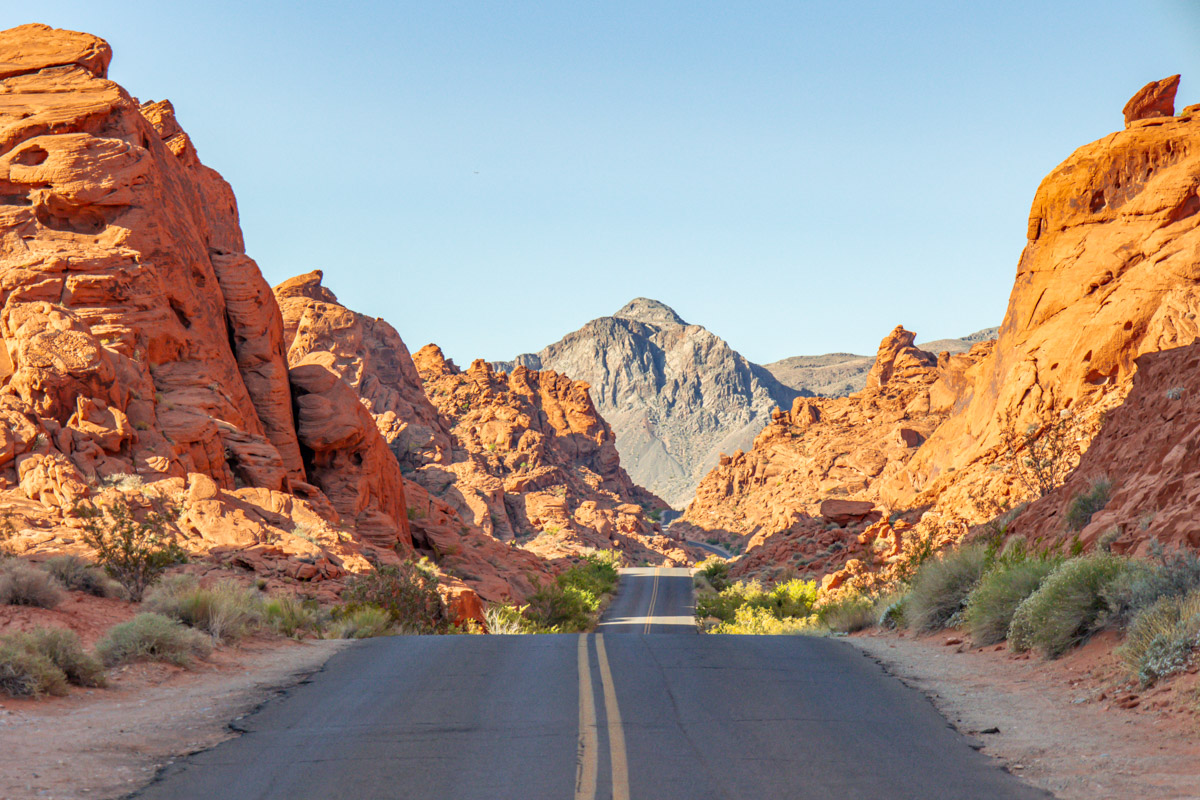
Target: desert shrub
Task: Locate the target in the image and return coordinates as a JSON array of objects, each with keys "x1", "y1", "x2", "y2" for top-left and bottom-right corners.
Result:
[
  {"x1": 875, "y1": 591, "x2": 909, "y2": 630},
  {"x1": 483, "y1": 603, "x2": 542, "y2": 634},
  {"x1": 264, "y1": 595, "x2": 324, "y2": 639},
  {"x1": 74, "y1": 499, "x2": 187, "y2": 601},
  {"x1": 998, "y1": 410, "x2": 1075, "y2": 498},
  {"x1": 525, "y1": 554, "x2": 621, "y2": 633},
  {"x1": 1064, "y1": 477, "x2": 1113, "y2": 532},
  {"x1": 18, "y1": 627, "x2": 106, "y2": 688},
  {"x1": 963, "y1": 556, "x2": 1059, "y2": 646},
  {"x1": 1008, "y1": 553, "x2": 1131, "y2": 657},
  {"x1": 1117, "y1": 589, "x2": 1200, "y2": 686},
  {"x1": 0, "y1": 639, "x2": 68, "y2": 697},
  {"x1": 696, "y1": 558, "x2": 731, "y2": 592},
  {"x1": 710, "y1": 605, "x2": 812, "y2": 635},
  {"x1": 95, "y1": 613, "x2": 212, "y2": 667},
  {"x1": 696, "y1": 578, "x2": 817, "y2": 627},
  {"x1": 906, "y1": 544, "x2": 989, "y2": 631},
  {"x1": 0, "y1": 560, "x2": 64, "y2": 608},
  {"x1": 1103, "y1": 544, "x2": 1200, "y2": 624},
  {"x1": 817, "y1": 592, "x2": 876, "y2": 634},
  {"x1": 145, "y1": 576, "x2": 264, "y2": 643},
  {"x1": 325, "y1": 606, "x2": 392, "y2": 639},
  {"x1": 341, "y1": 559, "x2": 446, "y2": 634},
  {"x1": 43, "y1": 555, "x2": 124, "y2": 598}
]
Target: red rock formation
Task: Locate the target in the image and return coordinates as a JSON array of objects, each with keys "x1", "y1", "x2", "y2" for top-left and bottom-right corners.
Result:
[
  {"x1": 679, "y1": 326, "x2": 990, "y2": 560},
  {"x1": 1123, "y1": 75, "x2": 1180, "y2": 127}
]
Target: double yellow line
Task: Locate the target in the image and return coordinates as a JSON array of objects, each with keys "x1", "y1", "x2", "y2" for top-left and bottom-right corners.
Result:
[
  {"x1": 643, "y1": 568, "x2": 660, "y2": 635},
  {"x1": 575, "y1": 634, "x2": 629, "y2": 800}
]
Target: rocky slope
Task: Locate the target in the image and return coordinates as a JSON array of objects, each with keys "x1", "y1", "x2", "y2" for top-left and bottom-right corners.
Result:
[
  {"x1": 685, "y1": 77, "x2": 1200, "y2": 588},
  {"x1": 274, "y1": 272, "x2": 684, "y2": 572},
  {"x1": 763, "y1": 327, "x2": 998, "y2": 398},
  {"x1": 495, "y1": 298, "x2": 801, "y2": 507},
  {"x1": 0, "y1": 24, "x2": 561, "y2": 616}
]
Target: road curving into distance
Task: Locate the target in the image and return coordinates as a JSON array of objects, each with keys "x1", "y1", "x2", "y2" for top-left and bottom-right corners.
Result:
[{"x1": 135, "y1": 568, "x2": 1050, "y2": 800}]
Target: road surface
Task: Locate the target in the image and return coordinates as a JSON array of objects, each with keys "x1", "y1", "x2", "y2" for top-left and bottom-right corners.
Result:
[
  {"x1": 684, "y1": 539, "x2": 734, "y2": 559},
  {"x1": 135, "y1": 568, "x2": 1048, "y2": 800}
]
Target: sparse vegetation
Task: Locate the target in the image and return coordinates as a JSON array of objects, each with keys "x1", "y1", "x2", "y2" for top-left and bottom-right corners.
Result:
[
  {"x1": 74, "y1": 498, "x2": 187, "y2": 601},
  {"x1": 264, "y1": 595, "x2": 324, "y2": 639},
  {"x1": 1008, "y1": 553, "x2": 1132, "y2": 657},
  {"x1": 963, "y1": 550, "x2": 1060, "y2": 646},
  {"x1": 43, "y1": 555, "x2": 124, "y2": 598},
  {"x1": 1064, "y1": 476, "x2": 1113, "y2": 532},
  {"x1": 341, "y1": 559, "x2": 447, "y2": 634},
  {"x1": 694, "y1": 557, "x2": 731, "y2": 591},
  {"x1": 816, "y1": 591, "x2": 876, "y2": 634},
  {"x1": 325, "y1": 606, "x2": 393, "y2": 639},
  {"x1": 905, "y1": 544, "x2": 989, "y2": 631},
  {"x1": 525, "y1": 552, "x2": 620, "y2": 632},
  {"x1": 696, "y1": 577, "x2": 818, "y2": 632},
  {"x1": 1117, "y1": 589, "x2": 1200, "y2": 686},
  {"x1": 0, "y1": 560, "x2": 64, "y2": 608},
  {"x1": 710, "y1": 605, "x2": 812, "y2": 634},
  {"x1": 95, "y1": 613, "x2": 212, "y2": 668},
  {"x1": 998, "y1": 410, "x2": 1075, "y2": 499},
  {"x1": 483, "y1": 602, "x2": 543, "y2": 634},
  {"x1": 0, "y1": 627, "x2": 105, "y2": 697},
  {"x1": 145, "y1": 576, "x2": 265, "y2": 643}
]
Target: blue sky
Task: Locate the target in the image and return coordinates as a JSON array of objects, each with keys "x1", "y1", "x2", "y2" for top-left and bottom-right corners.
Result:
[{"x1": 20, "y1": 2, "x2": 1200, "y2": 364}]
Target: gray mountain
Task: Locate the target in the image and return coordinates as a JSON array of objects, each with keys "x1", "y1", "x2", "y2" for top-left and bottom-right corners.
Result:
[
  {"x1": 494, "y1": 299, "x2": 802, "y2": 508},
  {"x1": 763, "y1": 327, "x2": 1000, "y2": 398}
]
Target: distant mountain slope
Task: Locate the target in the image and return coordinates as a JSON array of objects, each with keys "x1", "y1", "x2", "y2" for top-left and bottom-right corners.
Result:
[
  {"x1": 494, "y1": 299, "x2": 801, "y2": 507},
  {"x1": 764, "y1": 327, "x2": 999, "y2": 397}
]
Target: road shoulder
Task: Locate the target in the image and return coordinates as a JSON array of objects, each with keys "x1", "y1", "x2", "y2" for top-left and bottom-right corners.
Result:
[
  {"x1": 845, "y1": 631, "x2": 1200, "y2": 800},
  {"x1": 0, "y1": 636, "x2": 350, "y2": 800}
]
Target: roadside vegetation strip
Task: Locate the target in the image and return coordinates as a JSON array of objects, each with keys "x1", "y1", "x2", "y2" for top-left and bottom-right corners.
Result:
[
  {"x1": 484, "y1": 551, "x2": 621, "y2": 634},
  {"x1": 693, "y1": 535, "x2": 1200, "y2": 689}
]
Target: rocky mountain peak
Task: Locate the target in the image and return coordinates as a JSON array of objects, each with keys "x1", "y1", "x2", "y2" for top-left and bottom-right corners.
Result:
[
  {"x1": 864, "y1": 326, "x2": 937, "y2": 390},
  {"x1": 613, "y1": 298, "x2": 687, "y2": 329}
]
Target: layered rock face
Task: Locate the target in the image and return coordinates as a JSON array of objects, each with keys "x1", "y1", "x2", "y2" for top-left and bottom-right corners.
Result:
[
  {"x1": 678, "y1": 326, "x2": 992, "y2": 557},
  {"x1": 763, "y1": 327, "x2": 998, "y2": 398},
  {"x1": 0, "y1": 24, "x2": 546, "y2": 609},
  {"x1": 691, "y1": 78, "x2": 1200, "y2": 587},
  {"x1": 414, "y1": 345, "x2": 686, "y2": 565},
  {"x1": 496, "y1": 298, "x2": 800, "y2": 507}
]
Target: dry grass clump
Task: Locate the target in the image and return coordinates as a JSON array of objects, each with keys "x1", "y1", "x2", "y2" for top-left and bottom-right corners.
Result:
[
  {"x1": 816, "y1": 592, "x2": 876, "y2": 634},
  {"x1": 0, "y1": 560, "x2": 63, "y2": 608},
  {"x1": 1118, "y1": 589, "x2": 1200, "y2": 686},
  {"x1": 905, "y1": 544, "x2": 989, "y2": 631},
  {"x1": 326, "y1": 606, "x2": 393, "y2": 639},
  {"x1": 43, "y1": 555, "x2": 125, "y2": 598},
  {"x1": 263, "y1": 595, "x2": 324, "y2": 639},
  {"x1": 963, "y1": 555, "x2": 1059, "y2": 646},
  {"x1": 0, "y1": 627, "x2": 105, "y2": 697},
  {"x1": 95, "y1": 613, "x2": 212, "y2": 668},
  {"x1": 1008, "y1": 553, "x2": 1132, "y2": 657},
  {"x1": 145, "y1": 575, "x2": 264, "y2": 643}
]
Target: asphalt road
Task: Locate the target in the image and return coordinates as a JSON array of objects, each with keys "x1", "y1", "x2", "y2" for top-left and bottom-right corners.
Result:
[
  {"x1": 134, "y1": 568, "x2": 1048, "y2": 800},
  {"x1": 684, "y1": 539, "x2": 735, "y2": 560}
]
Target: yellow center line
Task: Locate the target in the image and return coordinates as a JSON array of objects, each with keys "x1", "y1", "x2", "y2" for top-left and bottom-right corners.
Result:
[
  {"x1": 575, "y1": 634, "x2": 598, "y2": 800},
  {"x1": 643, "y1": 568, "x2": 660, "y2": 635},
  {"x1": 595, "y1": 634, "x2": 630, "y2": 800}
]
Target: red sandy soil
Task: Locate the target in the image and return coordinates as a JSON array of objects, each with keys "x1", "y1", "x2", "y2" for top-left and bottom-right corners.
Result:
[{"x1": 847, "y1": 630, "x2": 1200, "y2": 799}]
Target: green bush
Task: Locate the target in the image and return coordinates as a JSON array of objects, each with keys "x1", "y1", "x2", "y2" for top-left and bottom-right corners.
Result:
[
  {"x1": 74, "y1": 499, "x2": 187, "y2": 601},
  {"x1": 696, "y1": 578, "x2": 818, "y2": 626},
  {"x1": 963, "y1": 556, "x2": 1059, "y2": 646},
  {"x1": 1008, "y1": 553, "x2": 1131, "y2": 658},
  {"x1": 0, "y1": 639, "x2": 68, "y2": 697},
  {"x1": 710, "y1": 606, "x2": 812, "y2": 634},
  {"x1": 146, "y1": 576, "x2": 265, "y2": 643},
  {"x1": 1117, "y1": 589, "x2": 1200, "y2": 686},
  {"x1": 326, "y1": 606, "x2": 392, "y2": 639},
  {"x1": 95, "y1": 613, "x2": 212, "y2": 668},
  {"x1": 817, "y1": 592, "x2": 876, "y2": 634},
  {"x1": 525, "y1": 554, "x2": 621, "y2": 633},
  {"x1": 483, "y1": 602, "x2": 543, "y2": 634},
  {"x1": 1064, "y1": 476, "x2": 1113, "y2": 532},
  {"x1": 16, "y1": 627, "x2": 106, "y2": 688},
  {"x1": 264, "y1": 595, "x2": 324, "y2": 639},
  {"x1": 43, "y1": 555, "x2": 125, "y2": 599},
  {"x1": 696, "y1": 558, "x2": 731, "y2": 592},
  {"x1": 876, "y1": 592, "x2": 909, "y2": 630},
  {"x1": 1103, "y1": 544, "x2": 1200, "y2": 624},
  {"x1": 906, "y1": 544, "x2": 989, "y2": 631},
  {"x1": 342, "y1": 559, "x2": 446, "y2": 634},
  {"x1": 0, "y1": 560, "x2": 63, "y2": 608}
]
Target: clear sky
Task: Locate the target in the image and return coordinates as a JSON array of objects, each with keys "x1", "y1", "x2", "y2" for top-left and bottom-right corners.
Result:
[{"x1": 20, "y1": 2, "x2": 1200, "y2": 364}]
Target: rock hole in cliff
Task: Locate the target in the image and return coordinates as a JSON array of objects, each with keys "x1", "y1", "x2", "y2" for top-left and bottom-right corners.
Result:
[
  {"x1": 1124, "y1": 321, "x2": 1133, "y2": 331},
  {"x1": 1166, "y1": 191, "x2": 1200, "y2": 225},
  {"x1": 12, "y1": 145, "x2": 48, "y2": 166},
  {"x1": 1083, "y1": 350, "x2": 1093, "y2": 362},
  {"x1": 1089, "y1": 191, "x2": 1106, "y2": 213},
  {"x1": 0, "y1": 193, "x2": 31, "y2": 206},
  {"x1": 351, "y1": 451, "x2": 364, "y2": 467},
  {"x1": 169, "y1": 298, "x2": 192, "y2": 330},
  {"x1": 34, "y1": 204, "x2": 106, "y2": 234}
]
